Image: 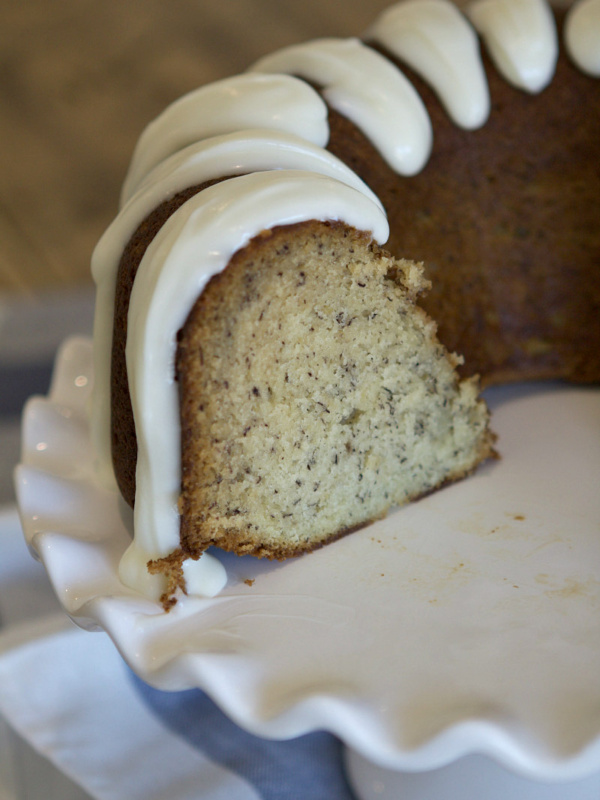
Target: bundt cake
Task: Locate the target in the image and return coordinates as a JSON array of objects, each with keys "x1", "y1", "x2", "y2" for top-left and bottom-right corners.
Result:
[{"x1": 90, "y1": 0, "x2": 599, "y2": 607}]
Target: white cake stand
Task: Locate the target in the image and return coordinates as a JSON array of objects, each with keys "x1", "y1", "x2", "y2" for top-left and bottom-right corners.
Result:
[{"x1": 15, "y1": 337, "x2": 600, "y2": 800}]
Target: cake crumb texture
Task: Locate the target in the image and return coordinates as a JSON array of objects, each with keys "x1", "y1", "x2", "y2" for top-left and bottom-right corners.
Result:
[{"x1": 176, "y1": 220, "x2": 495, "y2": 560}]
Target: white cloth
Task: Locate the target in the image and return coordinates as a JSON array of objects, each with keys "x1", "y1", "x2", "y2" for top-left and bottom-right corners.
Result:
[
  {"x1": 0, "y1": 619, "x2": 262, "y2": 800},
  {"x1": 0, "y1": 507, "x2": 353, "y2": 800}
]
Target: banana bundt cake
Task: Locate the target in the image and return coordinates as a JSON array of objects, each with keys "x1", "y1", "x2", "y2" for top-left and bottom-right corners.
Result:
[{"x1": 90, "y1": 0, "x2": 599, "y2": 607}]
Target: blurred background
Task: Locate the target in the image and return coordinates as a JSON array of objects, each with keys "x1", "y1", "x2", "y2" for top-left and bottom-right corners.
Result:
[{"x1": 0, "y1": 0, "x2": 407, "y2": 296}]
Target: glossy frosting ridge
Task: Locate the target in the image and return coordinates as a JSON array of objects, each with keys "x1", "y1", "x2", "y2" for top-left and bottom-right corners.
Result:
[
  {"x1": 120, "y1": 74, "x2": 330, "y2": 204},
  {"x1": 467, "y1": 0, "x2": 558, "y2": 92},
  {"x1": 564, "y1": 0, "x2": 600, "y2": 75},
  {"x1": 251, "y1": 38, "x2": 433, "y2": 175},
  {"x1": 367, "y1": 0, "x2": 491, "y2": 128}
]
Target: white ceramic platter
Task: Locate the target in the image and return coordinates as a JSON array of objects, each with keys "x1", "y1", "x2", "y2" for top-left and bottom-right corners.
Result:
[{"x1": 15, "y1": 337, "x2": 600, "y2": 782}]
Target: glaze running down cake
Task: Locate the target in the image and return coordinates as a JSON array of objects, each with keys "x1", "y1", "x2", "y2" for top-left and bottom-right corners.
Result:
[{"x1": 91, "y1": 0, "x2": 599, "y2": 607}]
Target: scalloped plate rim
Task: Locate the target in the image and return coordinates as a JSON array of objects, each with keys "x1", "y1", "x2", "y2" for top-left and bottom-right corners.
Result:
[{"x1": 13, "y1": 336, "x2": 600, "y2": 782}]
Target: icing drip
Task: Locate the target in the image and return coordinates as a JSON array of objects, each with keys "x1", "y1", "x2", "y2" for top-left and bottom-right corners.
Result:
[
  {"x1": 120, "y1": 74, "x2": 329, "y2": 204},
  {"x1": 467, "y1": 0, "x2": 558, "y2": 92},
  {"x1": 565, "y1": 0, "x2": 600, "y2": 76},
  {"x1": 367, "y1": 0, "x2": 490, "y2": 129},
  {"x1": 121, "y1": 171, "x2": 388, "y2": 598},
  {"x1": 91, "y1": 130, "x2": 382, "y2": 489},
  {"x1": 251, "y1": 38, "x2": 432, "y2": 175}
]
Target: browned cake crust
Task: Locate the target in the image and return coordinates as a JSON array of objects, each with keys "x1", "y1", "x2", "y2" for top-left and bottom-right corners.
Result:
[{"x1": 326, "y1": 10, "x2": 599, "y2": 386}]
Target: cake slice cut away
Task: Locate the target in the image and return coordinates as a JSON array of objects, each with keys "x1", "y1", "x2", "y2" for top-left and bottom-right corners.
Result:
[{"x1": 171, "y1": 220, "x2": 496, "y2": 571}]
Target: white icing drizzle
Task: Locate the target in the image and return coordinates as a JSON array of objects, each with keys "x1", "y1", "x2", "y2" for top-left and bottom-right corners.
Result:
[
  {"x1": 367, "y1": 0, "x2": 490, "y2": 129},
  {"x1": 91, "y1": 129, "x2": 382, "y2": 489},
  {"x1": 120, "y1": 74, "x2": 330, "y2": 204},
  {"x1": 467, "y1": 0, "x2": 558, "y2": 92},
  {"x1": 565, "y1": 0, "x2": 600, "y2": 76},
  {"x1": 121, "y1": 171, "x2": 388, "y2": 597},
  {"x1": 136, "y1": 129, "x2": 383, "y2": 209},
  {"x1": 250, "y1": 38, "x2": 433, "y2": 175}
]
